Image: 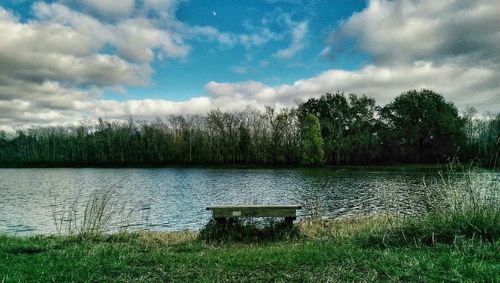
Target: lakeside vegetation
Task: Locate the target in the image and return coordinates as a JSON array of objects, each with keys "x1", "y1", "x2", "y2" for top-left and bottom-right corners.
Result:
[
  {"x1": 2, "y1": 221, "x2": 498, "y2": 282},
  {"x1": 2, "y1": 213, "x2": 498, "y2": 282},
  {"x1": 1, "y1": 165, "x2": 498, "y2": 282},
  {"x1": 1, "y1": 91, "x2": 497, "y2": 281},
  {"x1": 1, "y1": 89, "x2": 498, "y2": 168}
]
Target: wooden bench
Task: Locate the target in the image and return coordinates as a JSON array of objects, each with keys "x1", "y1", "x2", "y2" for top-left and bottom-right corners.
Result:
[{"x1": 206, "y1": 205, "x2": 302, "y2": 225}]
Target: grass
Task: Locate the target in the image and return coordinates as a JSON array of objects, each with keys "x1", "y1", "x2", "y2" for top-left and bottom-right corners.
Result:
[
  {"x1": 356, "y1": 165, "x2": 499, "y2": 248},
  {"x1": 50, "y1": 187, "x2": 138, "y2": 237},
  {"x1": 1, "y1": 165, "x2": 498, "y2": 282},
  {"x1": 1, "y1": 219, "x2": 498, "y2": 282}
]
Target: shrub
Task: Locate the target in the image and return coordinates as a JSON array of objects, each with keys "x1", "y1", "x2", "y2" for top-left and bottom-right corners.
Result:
[{"x1": 198, "y1": 218, "x2": 300, "y2": 243}]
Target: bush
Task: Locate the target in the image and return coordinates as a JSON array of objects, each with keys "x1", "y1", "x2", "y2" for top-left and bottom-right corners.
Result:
[{"x1": 198, "y1": 218, "x2": 300, "y2": 243}]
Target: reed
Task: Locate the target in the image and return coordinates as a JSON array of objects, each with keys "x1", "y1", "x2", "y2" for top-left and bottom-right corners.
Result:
[
  {"x1": 357, "y1": 163, "x2": 499, "y2": 247},
  {"x1": 50, "y1": 188, "x2": 137, "y2": 238}
]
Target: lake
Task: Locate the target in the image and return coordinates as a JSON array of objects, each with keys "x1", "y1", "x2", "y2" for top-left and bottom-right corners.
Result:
[{"x1": 0, "y1": 167, "x2": 497, "y2": 235}]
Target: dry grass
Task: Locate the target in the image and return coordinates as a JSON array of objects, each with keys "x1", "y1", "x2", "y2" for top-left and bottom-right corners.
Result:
[
  {"x1": 50, "y1": 187, "x2": 138, "y2": 238},
  {"x1": 136, "y1": 230, "x2": 197, "y2": 245},
  {"x1": 297, "y1": 216, "x2": 394, "y2": 239}
]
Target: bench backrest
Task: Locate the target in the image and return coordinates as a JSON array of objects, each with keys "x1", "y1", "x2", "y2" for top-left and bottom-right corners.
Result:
[{"x1": 206, "y1": 205, "x2": 302, "y2": 218}]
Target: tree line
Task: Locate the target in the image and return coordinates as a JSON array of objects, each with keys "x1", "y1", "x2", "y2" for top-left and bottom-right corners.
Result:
[{"x1": 0, "y1": 89, "x2": 498, "y2": 167}]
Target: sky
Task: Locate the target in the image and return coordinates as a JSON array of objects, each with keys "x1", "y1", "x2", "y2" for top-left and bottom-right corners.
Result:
[{"x1": 0, "y1": 0, "x2": 499, "y2": 132}]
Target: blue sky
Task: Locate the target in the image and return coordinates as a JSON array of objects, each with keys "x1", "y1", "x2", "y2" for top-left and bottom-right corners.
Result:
[
  {"x1": 0, "y1": 0, "x2": 498, "y2": 131},
  {"x1": 125, "y1": 0, "x2": 368, "y2": 101},
  {"x1": 4, "y1": 0, "x2": 369, "y2": 101}
]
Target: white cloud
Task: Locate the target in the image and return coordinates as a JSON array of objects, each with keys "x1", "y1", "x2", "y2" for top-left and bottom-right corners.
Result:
[
  {"x1": 80, "y1": 0, "x2": 135, "y2": 17},
  {"x1": 326, "y1": 0, "x2": 500, "y2": 66},
  {"x1": 143, "y1": 0, "x2": 179, "y2": 11},
  {"x1": 186, "y1": 24, "x2": 280, "y2": 50},
  {"x1": 205, "y1": 62, "x2": 500, "y2": 111},
  {"x1": 1, "y1": 61, "x2": 498, "y2": 132},
  {"x1": 0, "y1": 1, "x2": 294, "y2": 132},
  {"x1": 231, "y1": 66, "x2": 248, "y2": 75},
  {"x1": 34, "y1": 3, "x2": 190, "y2": 63},
  {"x1": 88, "y1": 97, "x2": 212, "y2": 119},
  {"x1": 0, "y1": 6, "x2": 150, "y2": 89},
  {"x1": 275, "y1": 20, "x2": 308, "y2": 59},
  {"x1": 1, "y1": 0, "x2": 498, "y2": 133}
]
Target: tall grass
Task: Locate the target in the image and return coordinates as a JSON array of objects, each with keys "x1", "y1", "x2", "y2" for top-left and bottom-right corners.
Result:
[
  {"x1": 358, "y1": 164, "x2": 499, "y2": 247},
  {"x1": 79, "y1": 189, "x2": 119, "y2": 236},
  {"x1": 50, "y1": 188, "x2": 137, "y2": 238}
]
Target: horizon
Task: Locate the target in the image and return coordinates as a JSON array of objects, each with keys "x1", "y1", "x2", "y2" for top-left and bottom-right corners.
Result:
[{"x1": 1, "y1": 0, "x2": 499, "y2": 132}]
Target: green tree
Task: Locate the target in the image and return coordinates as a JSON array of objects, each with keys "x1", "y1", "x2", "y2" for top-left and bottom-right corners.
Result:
[
  {"x1": 298, "y1": 92, "x2": 378, "y2": 164},
  {"x1": 380, "y1": 89, "x2": 465, "y2": 163},
  {"x1": 301, "y1": 114, "x2": 324, "y2": 166}
]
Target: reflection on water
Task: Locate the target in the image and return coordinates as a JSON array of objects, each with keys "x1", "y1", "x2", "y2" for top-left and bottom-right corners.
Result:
[{"x1": 0, "y1": 167, "x2": 497, "y2": 235}]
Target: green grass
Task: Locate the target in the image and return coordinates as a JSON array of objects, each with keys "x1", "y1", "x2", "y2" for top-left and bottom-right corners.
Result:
[
  {"x1": 1, "y1": 165, "x2": 498, "y2": 282},
  {"x1": 1, "y1": 218, "x2": 498, "y2": 282}
]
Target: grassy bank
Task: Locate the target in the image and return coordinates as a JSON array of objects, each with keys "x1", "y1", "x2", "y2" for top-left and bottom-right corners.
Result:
[
  {"x1": 1, "y1": 166, "x2": 498, "y2": 282},
  {"x1": 1, "y1": 217, "x2": 498, "y2": 282}
]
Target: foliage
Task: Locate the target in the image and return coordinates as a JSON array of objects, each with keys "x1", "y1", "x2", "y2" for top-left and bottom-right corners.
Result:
[
  {"x1": 380, "y1": 89, "x2": 466, "y2": 163},
  {"x1": 0, "y1": 89, "x2": 497, "y2": 167},
  {"x1": 50, "y1": 188, "x2": 137, "y2": 238},
  {"x1": 461, "y1": 108, "x2": 500, "y2": 167},
  {"x1": 298, "y1": 92, "x2": 379, "y2": 164},
  {"x1": 300, "y1": 114, "x2": 324, "y2": 166}
]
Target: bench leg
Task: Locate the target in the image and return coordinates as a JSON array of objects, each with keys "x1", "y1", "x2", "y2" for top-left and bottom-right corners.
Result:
[
  {"x1": 214, "y1": 217, "x2": 226, "y2": 225},
  {"x1": 284, "y1": 217, "x2": 295, "y2": 226}
]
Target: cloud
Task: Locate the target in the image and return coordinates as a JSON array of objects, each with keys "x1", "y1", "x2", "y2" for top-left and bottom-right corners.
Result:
[
  {"x1": 1, "y1": 61, "x2": 498, "y2": 132},
  {"x1": 80, "y1": 0, "x2": 135, "y2": 17},
  {"x1": 231, "y1": 66, "x2": 248, "y2": 75},
  {"x1": 142, "y1": 0, "x2": 176, "y2": 8},
  {"x1": 0, "y1": 3, "x2": 185, "y2": 131},
  {"x1": 275, "y1": 20, "x2": 308, "y2": 59},
  {"x1": 0, "y1": 6, "x2": 150, "y2": 89},
  {"x1": 34, "y1": 3, "x2": 189, "y2": 63},
  {"x1": 205, "y1": 62, "x2": 500, "y2": 111},
  {"x1": 186, "y1": 23, "x2": 280, "y2": 50},
  {"x1": 1, "y1": 0, "x2": 498, "y2": 133},
  {"x1": 0, "y1": 1, "x2": 296, "y2": 132},
  {"x1": 0, "y1": 80, "x2": 94, "y2": 129},
  {"x1": 88, "y1": 97, "x2": 212, "y2": 119},
  {"x1": 325, "y1": 0, "x2": 500, "y2": 66}
]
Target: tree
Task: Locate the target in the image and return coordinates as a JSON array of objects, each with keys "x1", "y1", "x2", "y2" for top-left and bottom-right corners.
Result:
[
  {"x1": 298, "y1": 92, "x2": 378, "y2": 164},
  {"x1": 380, "y1": 89, "x2": 465, "y2": 163},
  {"x1": 462, "y1": 109, "x2": 500, "y2": 167},
  {"x1": 298, "y1": 92, "x2": 349, "y2": 164},
  {"x1": 0, "y1": 89, "x2": 493, "y2": 167},
  {"x1": 266, "y1": 106, "x2": 300, "y2": 164},
  {"x1": 301, "y1": 114, "x2": 324, "y2": 166}
]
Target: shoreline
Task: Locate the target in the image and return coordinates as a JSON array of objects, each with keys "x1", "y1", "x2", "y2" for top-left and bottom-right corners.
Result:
[
  {"x1": 1, "y1": 217, "x2": 498, "y2": 282},
  {"x1": 0, "y1": 163, "x2": 464, "y2": 170}
]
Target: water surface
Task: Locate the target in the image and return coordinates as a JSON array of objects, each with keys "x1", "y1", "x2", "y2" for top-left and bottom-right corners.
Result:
[{"x1": 0, "y1": 167, "x2": 496, "y2": 235}]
